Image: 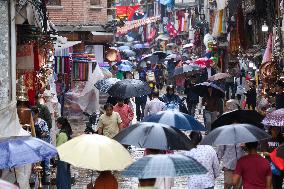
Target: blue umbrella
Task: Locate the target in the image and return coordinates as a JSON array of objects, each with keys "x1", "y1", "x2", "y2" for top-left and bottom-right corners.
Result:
[
  {"x1": 122, "y1": 154, "x2": 207, "y2": 178},
  {"x1": 143, "y1": 111, "x2": 206, "y2": 131},
  {"x1": 133, "y1": 43, "x2": 150, "y2": 49},
  {"x1": 118, "y1": 64, "x2": 133, "y2": 72},
  {"x1": 118, "y1": 46, "x2": 130, "y2": 51},
  {"x1": 0, "y1": 136, "x2": 57, "y2": 169}
]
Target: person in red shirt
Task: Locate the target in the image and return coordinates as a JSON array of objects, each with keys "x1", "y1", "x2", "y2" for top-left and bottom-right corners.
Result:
[
  {"x1": 91, "y1": 171, "x2": 118, "y2": 189},
  {"x1": 233, "y1": 142, "x2": 272, "y2": 189},
  {"x1": 113, "y1": 98, "x2": 134, "y2": 129}
]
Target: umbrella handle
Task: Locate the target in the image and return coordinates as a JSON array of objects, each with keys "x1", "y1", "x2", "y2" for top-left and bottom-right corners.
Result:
[{"x1": 13, "y1": 168, "x2": 19, "y2": 188}]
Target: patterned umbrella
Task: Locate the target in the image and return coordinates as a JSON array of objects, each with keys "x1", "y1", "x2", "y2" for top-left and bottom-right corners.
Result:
[
  {"x1": 201, "y1": 124, "x2": 271, "y2": 145},
  {"x1": 108, "y1": 79, "x2": 151, "y2": 98},
  {"x1": 194, "y1": 58, "x2": 213, "y2": 68},
  {"x1": 122, "y1": 154, "x2": 207, "y2": 178},
  {"x1": 143, "y1": 111, "x2": 206, "y2": 131},
  {"x1": 113, "y1": 122, "x2": 193, "y2": 150},
  {"x1": 262, "y1": 108, "x2": 284, "y2": 127},
  {"x1": 0, "y1": 136, "x2": 57, "y2": 169},
  {"x1": 192, "y1": 82, "x2": 225, "y2": 98},
  {"x1": 208, "y1": 73, "x2": 231, "y2": 81},
  {"x1": 94, "y1": 78, "x2": 120, "y2": 93}
]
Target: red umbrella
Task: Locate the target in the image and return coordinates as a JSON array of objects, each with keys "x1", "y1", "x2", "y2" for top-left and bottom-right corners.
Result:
[
  {"x1": 270, "y1": 147, "x2": 284, "y2": 171},
  {"x1": 194, "y1": 58, "x2": 213, "y2": 68}
]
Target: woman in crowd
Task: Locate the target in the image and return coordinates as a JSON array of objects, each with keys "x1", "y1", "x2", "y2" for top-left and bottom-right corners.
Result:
[
  {"x1": 184, "y1": 131, "x2": 220, "y2": 189},
  {"x1": 56, "y1": 117, "x2": 73, "y2": 189}
]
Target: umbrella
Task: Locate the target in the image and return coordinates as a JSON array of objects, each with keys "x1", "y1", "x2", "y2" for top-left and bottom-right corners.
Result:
[
  {"x1": 192, "y1": 82, "x2": 225, "y2": 98},
  {"x1": 201, "y1": 124, "x2": 271, "y2": 145},
  {"x1": 122, "y1": 154, "x2": 207, "y2": 178},
  {"x1": 165, "y1": 54, "x2": 177, "y2": 60},
  {"x1": 118, "y1": 64, "x2": 133, "y2": 72},
  {"x1": 118, "y1": 46, "x2": 130, "y2": 51},
  {"x1": 270, "y1": 146, "x2": 284, "y2": 171},
  {"x1": 208, "y1": 73, "x2": 231, "y2": 81},
  {"x1": 143, "y1": 111, "x2": 206, "y2": 131},
  {"x1": 211, "y1": 110, "x2": 264, "y2": 130},
  {"x1": 122, "y1": 49, "x2": 136, "y2": 57},
  {"x1": 113, "y1": 122, "x2": 193, "y2": 150},
  {"x1": 0, "y1": 136, "x2": 57, "y2": 169},
  {"x1": 194, "y1": 58, "x2": 213, "y2": 68},
  {"x1": 262, "y1": 108, "x2": 284, "y2": 127},
  {"x1": 133, "y1": 43, "x2": 149, "y2": 49},
  {"x1": 108, "y1": 79, "x2": 151, "y2": 98},
  {"x1": 152, "y1": 51, "x2": 168, "y2": 59},
  {"x1": 94, "y1": 78, "x2": 120, "y2": 93},
  {"x1": 183, "y1": 43, "x2": 194, "y2": 49},
  {"x1": 173, "y1": 64, "x2": 200, "y2": 76},
  {"x1": 0, "y1": 179, "x2": 18, "y2": 189},
  {"x1": 155, "y1": 34, "x2": 170, "y2": 41},
  {"x1": 57, "y1": 134, "x2": 133, "y2": 171}
]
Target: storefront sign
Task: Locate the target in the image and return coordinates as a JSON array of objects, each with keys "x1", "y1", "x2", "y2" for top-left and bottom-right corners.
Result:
[
  {"x1": 116, "y1": 5, "x2": 140, "y2": 20},
  {"x1": 117, "y1": 16, "x2": 160, "y2": 35}
]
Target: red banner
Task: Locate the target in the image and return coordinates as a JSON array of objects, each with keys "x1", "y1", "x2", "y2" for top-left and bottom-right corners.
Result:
[{"x1": 116, "y1": 5, "x2": 140, "y2": 20}]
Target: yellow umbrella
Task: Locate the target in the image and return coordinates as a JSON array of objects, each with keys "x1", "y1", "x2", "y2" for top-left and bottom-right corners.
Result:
[{"x1": 57, "y1": 134, "x2": 133, "y2": 171}]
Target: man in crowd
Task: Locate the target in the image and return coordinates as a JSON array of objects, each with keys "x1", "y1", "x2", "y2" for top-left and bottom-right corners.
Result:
[
  {"x1": 233, "y1": 142, "x2": 272, "y2": 189},
  {"x1": 144, "y1": 91, "x2": 165, "y2": 117},
  {"x1": 135, "y1": 95, "x2": 147, "y2": 122},
  {"x1": 275, "y1": 81, "x2": 284, "y2": 110},
  {"x1": 35, "y1": 94, "x2": 52, "y2": 131}
]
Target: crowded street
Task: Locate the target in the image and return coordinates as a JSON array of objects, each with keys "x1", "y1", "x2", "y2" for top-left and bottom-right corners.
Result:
[{"x1": 2, "y1": 0, "x2": 284, "y2": 189}]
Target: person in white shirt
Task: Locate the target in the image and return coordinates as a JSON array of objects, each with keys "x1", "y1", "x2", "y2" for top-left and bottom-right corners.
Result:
[
  {"x1": 184, "y1": 131, "x2": 221, "y2": 189},
  {"x1": 144, "y1": 91, "x2": 165, "y2": 117}
]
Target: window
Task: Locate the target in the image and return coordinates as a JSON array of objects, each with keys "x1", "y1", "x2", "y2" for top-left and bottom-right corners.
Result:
[
  {"x1": 90, "y1": 0, "x2": 101, "y2": 6},
  {"x1": 47, "y1": 0, "x2": 61, "y2": 6}
]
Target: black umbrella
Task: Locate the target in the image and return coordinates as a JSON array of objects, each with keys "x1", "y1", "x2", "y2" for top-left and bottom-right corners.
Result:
[
  {"x1": 192, "y1": 82, "x2": 225, "y2": 98},
  {"x1": 211, "y1": 110, "x2": 264, "y2": 130},
  {"x1": 201, "y1": 124, "x2": 271, "y2": 145},
  {"x1": 94, "y1": 78, "x2": 120, "y2": 93},
  {"x1": 152, "y1": 51, "x2": 168, "y2": 59},
  {"x1": 108, "y1": 79, "x2": 151, "y2": 98},
  {"x1": 113, "y1": 122, "x2": 193, "y2": 150}
]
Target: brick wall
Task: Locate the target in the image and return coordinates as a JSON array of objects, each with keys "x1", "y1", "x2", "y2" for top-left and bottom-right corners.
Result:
[
  {"x1": 47, "y1": 0, "x2": 108, "y2": 26},
  {"x1": 0, "y1": 1, "x2": 11, "y2": 109}
]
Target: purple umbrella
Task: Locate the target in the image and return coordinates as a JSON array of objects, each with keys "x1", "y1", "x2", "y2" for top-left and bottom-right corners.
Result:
[{"x1": 262, "y1": 108, "x2": 284, "y2": 127}]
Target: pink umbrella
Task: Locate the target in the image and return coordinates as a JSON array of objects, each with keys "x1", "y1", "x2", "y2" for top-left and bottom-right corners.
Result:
[
  {"x1": 194, "y1": 58, "x2": 213, "y2": 68},
  {"x1": 262, "y1": 108, "x2": 284, "y2": 127},
  {"x1": 0, "y1": 179, "x2": 18, "y2": 189}
]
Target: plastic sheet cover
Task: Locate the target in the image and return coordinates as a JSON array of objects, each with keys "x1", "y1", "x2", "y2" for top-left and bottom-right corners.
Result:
[{"x1": 64, "y1": 65, "x2": 105, "y2": 117}]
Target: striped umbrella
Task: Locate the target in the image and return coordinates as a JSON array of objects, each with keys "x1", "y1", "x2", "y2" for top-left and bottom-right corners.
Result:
[{"x1": 122, "y1": 154, "x2": 207, "y2": 178}]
